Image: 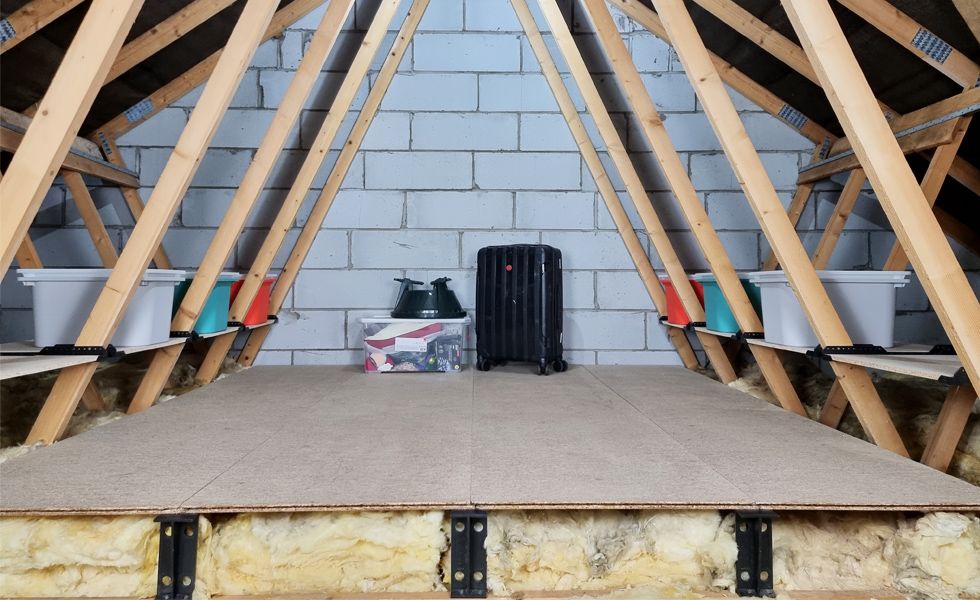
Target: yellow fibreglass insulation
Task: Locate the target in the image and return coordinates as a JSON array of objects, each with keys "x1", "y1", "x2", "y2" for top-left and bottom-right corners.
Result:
[
  {"x1": 482, "y1": 510, "x2": 736, "y2": 593},
  {"x1": 208, "y1": 511, "x2": 447, "y2": 594},
  {"x1": 0, "y1": 516, "x2": 164, "y2": 597},
  {"x1": 2, "y1": 511, "x2": 978, "y2": 598}
]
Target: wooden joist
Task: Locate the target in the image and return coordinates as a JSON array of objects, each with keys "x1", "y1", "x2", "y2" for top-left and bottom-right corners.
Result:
[
  {"x1": 196, "y1": 0, "x2": 408, "y2": 382},
  {"x1": 653, "y1": 0, "x2": 908, "y2": 456},
  {"x1": 127, "y1": 0, "x2": 357, "y2": 414},
  {"x1": 93, "y1": 0, "x2": 331, "y2": 141},
  {"x1": 0, "y1": 0, "x2": 144, "y2": 274},
  {"x1": 26, "y1": 0, "x2": 281, "y2": 445},
  {"x1": 0, "y1": 0, "x2": 85, "y2": 54},
  {"x1": 781, "y1": 0, "x2": 980, "y2": 424}
]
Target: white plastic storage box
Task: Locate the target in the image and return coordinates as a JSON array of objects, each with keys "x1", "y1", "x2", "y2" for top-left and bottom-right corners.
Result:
[
  {"x1": 361, "y1": 317, "x2": 470, "y2": 373},
  {"x1": 18, "y1": 268, "x2": 187, "y2": 347},
  {"x1": 747, "y1": 270, "x2": 910, "y2": 348}
]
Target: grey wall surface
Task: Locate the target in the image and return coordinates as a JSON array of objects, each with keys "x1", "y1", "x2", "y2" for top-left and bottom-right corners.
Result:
[{"x1": 2, "y1": 0, "x2": 976, "y2": 367}]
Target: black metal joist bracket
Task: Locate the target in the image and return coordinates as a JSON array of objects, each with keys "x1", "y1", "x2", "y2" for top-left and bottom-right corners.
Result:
[
  {"x1": 450, "y1": 510, "x2": 488, "y2": 598},
  {"x1": 155, "y1": 514, "x2": 199, "y2": 600},
  {"x1": 735, "y1": 510, "x2": 776, "y2": 598}
]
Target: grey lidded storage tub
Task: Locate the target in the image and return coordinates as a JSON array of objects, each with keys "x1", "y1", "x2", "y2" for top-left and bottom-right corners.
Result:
[
  {"x1": 747, "y1": 270, "x2": 911, "y2": 348},
  {"x1": 18, "y1": 269, "x2": 187, "y2": 347}
]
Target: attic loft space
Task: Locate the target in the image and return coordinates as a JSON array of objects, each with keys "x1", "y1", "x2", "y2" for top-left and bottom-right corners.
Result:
[{"x1": 0, "y1": 0, "x2": 978, "y2": 598}]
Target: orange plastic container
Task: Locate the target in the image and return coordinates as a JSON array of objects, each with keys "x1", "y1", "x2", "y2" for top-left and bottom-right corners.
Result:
[
  {"x1": 660, "y1": 278, "x2": 704, "y2": 325},
  {"x1": 230, "y1": 277, "x2": 276, "y2": 326}
]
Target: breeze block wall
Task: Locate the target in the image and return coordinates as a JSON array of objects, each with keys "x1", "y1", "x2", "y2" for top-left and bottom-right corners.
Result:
[{"x1": 3, "y1": 0, "x2": 976, "y2": 366}]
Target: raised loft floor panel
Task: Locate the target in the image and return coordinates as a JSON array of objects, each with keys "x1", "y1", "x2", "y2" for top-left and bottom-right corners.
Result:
[{"x1": 1, "y1": 366, "x2": 978, "y2": 515}]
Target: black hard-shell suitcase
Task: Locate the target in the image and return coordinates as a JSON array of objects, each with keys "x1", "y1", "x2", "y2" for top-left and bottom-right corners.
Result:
[{"x1": 475, "y1": 244, "x2": 567, "y2": 375}]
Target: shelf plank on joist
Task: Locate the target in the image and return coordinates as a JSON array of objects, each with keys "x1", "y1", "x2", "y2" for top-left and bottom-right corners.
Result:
[
  {"x1": 0, "y1": 321, "x2": 273, "y2": 380},
  {"x1": 744, "y1": 338, "x2": 965, "y2": 382},
  {"x1": 0, "y1": 122, "x2": 139, "y2": 188}
]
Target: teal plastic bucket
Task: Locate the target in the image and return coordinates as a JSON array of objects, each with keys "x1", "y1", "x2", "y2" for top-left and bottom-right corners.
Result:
[
  {"x1": 692, "y1": 273, "x2": 763, "y2": 333},
  {"x1": 172, "y1": 272, "x2": 240, "y2": 334}
]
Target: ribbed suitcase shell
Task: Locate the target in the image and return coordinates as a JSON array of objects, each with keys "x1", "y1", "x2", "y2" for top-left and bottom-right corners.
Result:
[{"x1": 476, "y1": 244, "x2": 563, "y2": 369}]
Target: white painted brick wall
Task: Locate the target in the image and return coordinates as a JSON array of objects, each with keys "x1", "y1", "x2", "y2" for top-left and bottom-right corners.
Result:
[{"x1": 6, "y1": 2, "x2": 969, "y2": 366}]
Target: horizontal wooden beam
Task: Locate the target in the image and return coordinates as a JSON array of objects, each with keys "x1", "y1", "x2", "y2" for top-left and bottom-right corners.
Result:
[
  {"x1": 93, "y1": 0, "x2": 328, "y2": 140},
  {"x1": 828, "y1": 87, "x2": 980, "y2": 157},
  {"x1": 798, "y1": 118, "x2": 959, "y2": 184},
  {"x1": 1, "y1": 106, "x2": 101, "y2": 155},
  {"x1": 0, "y1": 122, "x2": 139, "y2": 187},
  {"x1": 0, "y1": 0, "x2": 85, "y2": 54}
]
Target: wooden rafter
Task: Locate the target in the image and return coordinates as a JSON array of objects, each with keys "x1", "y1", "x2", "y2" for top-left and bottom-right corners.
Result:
[
  {"x1": 952, "y1": 0, "x2": 980, "y2": 43},
  {"x1": 26, "y1": 0, "x2": 281, "y2": 445},
  {"x1": 0, "y1": 0, "x2": 85, "y2": 54},
  {"x1": 653, "y1": 0, "x2": 908, "y2": 456},
  {"x1": 0, "y1": 0, "x2": 143, "y2": 274},
  {"x1": 126, "y1": 0, "x2": 358, "y2": 414},
  {"x1": 781, "y1": 0, "x2": 980, "y2": 419},
  {"x1": 536, "y1": 0, "x2": 738, "y2": 383},
  {"x1": 106, "y1": 0, "x2": 239, "y2": 85},
  {"x1": 688, "y1": 0, "x2": 896, "y2": 117},
  {"x1": 836, "y1": 0, "x2": 980, "y2": 89},
  {"x1": 581, "y1": 0, "x2": 804, "y2": 411},
  {"x1": 93, "y1": 0, "x2": 330, "y2": 141},
  {"x1": 196, "y1": 0, "x2": 409, "y2": 381},
  {"x1": 612, "y1": 0, "x2": 835, "y2": 146}
]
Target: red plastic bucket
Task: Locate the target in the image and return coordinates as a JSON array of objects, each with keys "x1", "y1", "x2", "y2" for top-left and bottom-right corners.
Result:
[
  {"x1": 660, "y1": 278, "x2": 704, "y2": 325},
  {"x1": 230, "y1": 277, "x2": 276, "y2": 326}
]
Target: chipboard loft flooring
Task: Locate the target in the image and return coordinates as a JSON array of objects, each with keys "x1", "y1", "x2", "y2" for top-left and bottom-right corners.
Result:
[{"x1": 1, "y1": 365, "x2": 978, "y2": 515}]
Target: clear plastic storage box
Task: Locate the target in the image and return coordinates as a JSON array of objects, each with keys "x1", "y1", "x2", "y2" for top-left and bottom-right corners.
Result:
[{"x1": 361, "y1": 317, "x2": 470, "y2": 373}]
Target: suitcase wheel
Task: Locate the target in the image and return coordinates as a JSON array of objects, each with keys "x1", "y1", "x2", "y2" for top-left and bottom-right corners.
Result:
[
  {"x1": 477, "y1": 357, "x2": 493, "y2": 372},
  {"x1": 552, "y1": 359, "x2": 568, "y2": 373},
  {"x1": 538, "y1": 358, "x2": 549, "y2": 376}
]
